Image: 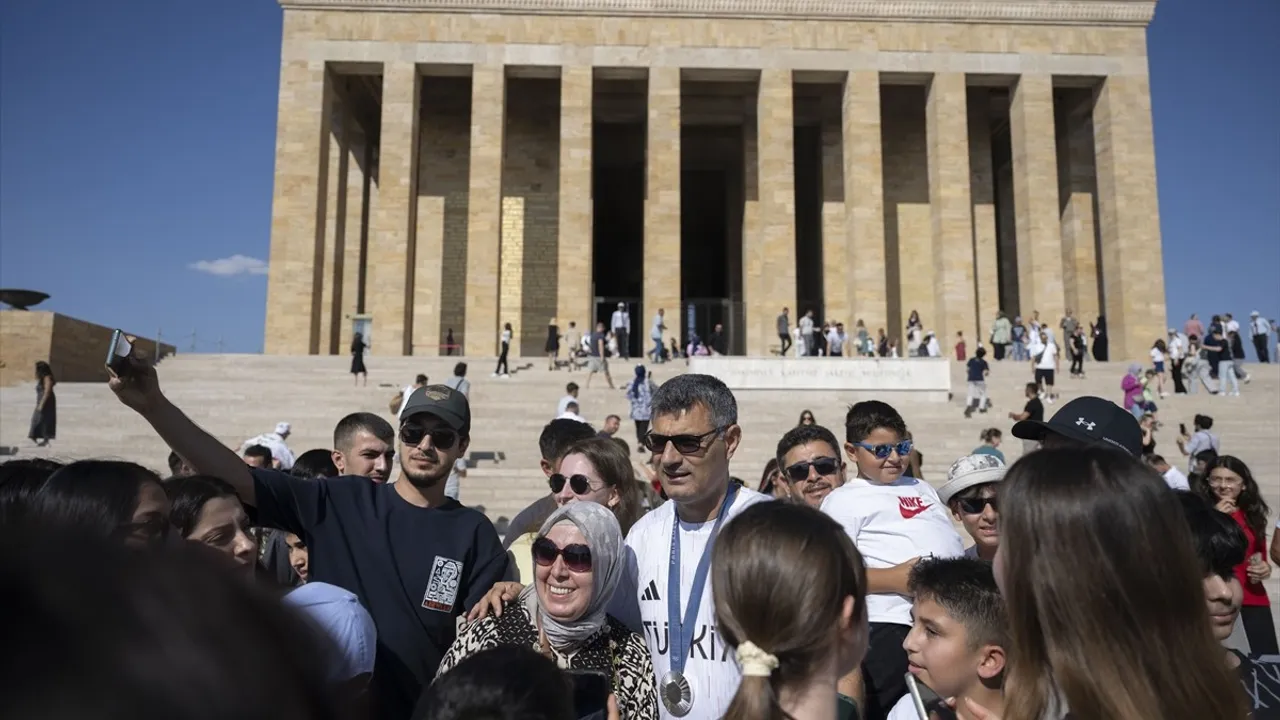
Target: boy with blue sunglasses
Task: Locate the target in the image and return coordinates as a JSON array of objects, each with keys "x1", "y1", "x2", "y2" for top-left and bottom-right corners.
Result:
[{"x1": 821, "y1": 400, "x2": 965, "y2": 720}]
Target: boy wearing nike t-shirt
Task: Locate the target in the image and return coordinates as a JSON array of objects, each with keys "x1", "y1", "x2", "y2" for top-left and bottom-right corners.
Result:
[{"x1": 820, "y1": 400, "x2": 964, "y2": 720}]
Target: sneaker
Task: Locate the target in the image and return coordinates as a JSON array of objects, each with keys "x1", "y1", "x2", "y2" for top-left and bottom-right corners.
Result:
[
  {"x1": 501, "y1": 374, "x2": 510, "y2": 379},
  {"x1": 491, "y1": 372, "x2": 499, "y2": 377},
  {"x1": 964, "y1": 407, "x2": 974, "y2": 419},
  {"x1": 1047, "y1": 396, "x2": 1056, "y2": 405},
  {"x1": 1244, "y1": 376, "x2": 1252, "y2": 384}
]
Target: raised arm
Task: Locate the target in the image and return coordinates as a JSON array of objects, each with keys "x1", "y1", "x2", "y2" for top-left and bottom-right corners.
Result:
[{"x1": 108, "y1": 345, "x2": 255, "y2": 506}]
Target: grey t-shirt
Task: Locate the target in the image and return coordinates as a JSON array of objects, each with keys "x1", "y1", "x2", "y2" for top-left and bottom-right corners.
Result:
[{"x1": 444, "y1": 375, "x2": 471, "y2": 398}]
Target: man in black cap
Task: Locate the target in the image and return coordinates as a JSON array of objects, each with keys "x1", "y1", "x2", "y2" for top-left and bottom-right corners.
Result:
[
  {"x1": 1011, "y1": 395, "x2": 1144, "y2": 457},
  {"x1": 108, "y1": 360, "x2": 508, "y2": 720}
]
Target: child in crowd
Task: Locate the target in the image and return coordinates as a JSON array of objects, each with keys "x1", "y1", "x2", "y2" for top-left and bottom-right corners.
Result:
[
  {"x1": 938, "y1": 454, "x2": 1006, "y2": 562},
  {"x1": 822, "y1": 401, "x2": 964, "y2": 720},
  {"x1": 1007, "y1": 383, "x2": 1045, "y2": 455},
  {"x1": 963, "y1": 347, "x2": 990, "y2": 419},
  {"x1": 886, "y1": 557, "x2": 1008, "y2": 720}
]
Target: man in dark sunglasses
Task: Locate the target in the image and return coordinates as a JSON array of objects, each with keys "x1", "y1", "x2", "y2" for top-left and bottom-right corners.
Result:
[
  {"x1": 937, "y1": 454, "x2": 1007, "y2": 562},
  {"x1": 108, "y1": 360, "x2": 509, "y2": 720},
  {"x1": 774, "y1": 423, "x2": 846, "y2": 508}
]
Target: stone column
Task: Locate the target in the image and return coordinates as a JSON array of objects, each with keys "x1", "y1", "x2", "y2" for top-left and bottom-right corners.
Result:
[
  {"x1": 1093, "y1": 74, "x2": 1166, "y2": 360},
  {"x1": 464, "y1": 65, "x2": 505, "y2": 356},
  {"x1": 644, "y1": 67, "x2": 681, "y2": 344},
  {"x1": 339, "y1": 133, "x2": 369, "y2": 354},
  {"x1": 264, "y1": 60, "x2": 331, "y2": 355},
  {"x1": 744, "y1": 69, "x2": 797, "y2": 356},
  {"x1": 926, "y1": 73, "x2": 976, "y2": 346},
  {"x1": 558, "y1": 66, "x2": 594, "y2": 331},
  {"x1": 318, "y1": 114, "x2": 348, "y2": 355},
  {"x1": 820, "y1": 97, "x2": 849, "y2": 329},
  {"x1": 842, "y1": 71, "x2": 887, "y2": 334},
  {"x1": 968, "y1": 88, "x2": 1000, "y2": 339},
  {"x1": 1008, "y1": 74, "x2": 1064, "y2": 326},
  {"x1": 368, "y1": 62, "x2": 420, "y2": 356},
  {"x1": 1056, "y1": 96, "x2": 1101, "y2": 326}
]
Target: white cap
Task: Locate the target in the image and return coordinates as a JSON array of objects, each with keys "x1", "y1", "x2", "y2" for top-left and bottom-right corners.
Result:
[
  {"x1": 275, "y1": 422, "x2": 292, "y2": 436},
  {"x1": 1251, "y1": 310, "x2": 1260, "y2": 316},
  {"x1": 284, "y1": 582, "x2": 377, "y2": 682},
  {"x1": 938, "y1": 454, "x2": 1007, "y2": 504}
]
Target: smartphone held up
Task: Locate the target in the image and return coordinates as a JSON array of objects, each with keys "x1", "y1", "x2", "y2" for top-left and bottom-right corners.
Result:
[{"x1": 106, "y1": 329, "x2": 135, "y2": 377}]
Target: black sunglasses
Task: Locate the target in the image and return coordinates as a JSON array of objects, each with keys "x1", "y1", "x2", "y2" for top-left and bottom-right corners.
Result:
[
  {"x1": 957, "y1": 496, "x2": 998, "y2": 514},
  {"x1": 531, "y1": 537, "x2": 593, "y2": 573},
  {"x1": 399, "y1": 424, "x2": 459, "y2": 450},
  {"x1": 548, "y1": 473, "x2": 598, "y2": 495},
  {"x1": 783, "y1": 457, "x2": 841, "y2": 482},
  {"x1": 644, "y1": 426, "x2": 725, "y2": 455}
]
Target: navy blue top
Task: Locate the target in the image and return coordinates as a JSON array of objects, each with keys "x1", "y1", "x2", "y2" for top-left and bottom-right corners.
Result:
[
  {"x1": 966, "y1": 357, "x2": 989, "y2": 383},
  {"x1": 250, "y1": 469, "x2": 509, "y2": 720}
]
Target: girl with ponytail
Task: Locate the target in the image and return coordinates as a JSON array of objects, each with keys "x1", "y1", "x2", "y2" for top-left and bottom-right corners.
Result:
[{"x1": 712, "y1": 502, "x2": 868, "y2": 720}]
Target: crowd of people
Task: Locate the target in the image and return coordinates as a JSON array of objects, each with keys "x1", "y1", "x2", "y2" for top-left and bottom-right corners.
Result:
[{"x1": 4, "y1": 333, "x2": 1279, "y2": 720}]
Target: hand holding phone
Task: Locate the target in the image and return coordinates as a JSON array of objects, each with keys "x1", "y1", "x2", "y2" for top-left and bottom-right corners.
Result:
[
  {"x1": 905, "y1": 674, "x2": 958, "y2": 720},
  {"x1": 106, "y1": 329, "x2": 135, "y2": 378}
]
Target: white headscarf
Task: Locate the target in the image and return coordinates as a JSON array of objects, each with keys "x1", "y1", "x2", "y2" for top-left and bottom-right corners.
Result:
[{"x1": 520, "y1": 502, "x2": 624, "y2": 652}]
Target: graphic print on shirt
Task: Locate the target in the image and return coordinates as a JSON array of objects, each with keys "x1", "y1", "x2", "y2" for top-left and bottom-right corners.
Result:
[
  {"x1": 898, "y1": 496, "x2": 932, "y2": 519},
  {"x1": 641, "y1": 579, "x2": 662, "y2": 602},
  {"x1": 422, "y1": 555, "x2": 463, "y2": 612},
  {"x1": 642, "y1": 619, "x2": 735, "y2": 664}
]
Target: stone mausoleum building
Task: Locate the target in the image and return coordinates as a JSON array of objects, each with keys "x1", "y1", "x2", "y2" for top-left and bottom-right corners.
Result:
[{"x1": 264, "y1": 0, "x2": 1166, "y2": 360}]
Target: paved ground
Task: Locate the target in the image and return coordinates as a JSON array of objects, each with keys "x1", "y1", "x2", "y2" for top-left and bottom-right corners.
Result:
[{"x1": 3, "y1": 353, "x2": 1277, "y2": 629}]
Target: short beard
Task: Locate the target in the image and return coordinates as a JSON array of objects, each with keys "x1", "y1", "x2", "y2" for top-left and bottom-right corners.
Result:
[{"x1": 399, "y1": 463, "x2": 448, "y2": 490}]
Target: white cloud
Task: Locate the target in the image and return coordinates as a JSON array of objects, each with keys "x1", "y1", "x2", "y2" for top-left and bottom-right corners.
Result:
[{"x1": 189, "y1": 255, "x2": 269, "y2": 277}]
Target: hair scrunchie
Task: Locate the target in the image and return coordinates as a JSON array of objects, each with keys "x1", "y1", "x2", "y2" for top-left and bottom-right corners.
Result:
[{"x1": 736, "y1": 641, "x2": 780, "y2": 677}]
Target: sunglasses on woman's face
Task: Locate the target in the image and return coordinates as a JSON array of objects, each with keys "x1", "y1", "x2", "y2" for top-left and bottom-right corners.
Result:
[
  {"x1": 783, "y1": 457, "x2": 840, "y2": 482},
  {"x1": 548, "y1": 473, "x2": 599, "y2": 495},
  {"x1": 957, "y1": 496, "x2": 998, "y2": 514},
  {"x1": 399, "y1": 424, "x2": 459, "y2": 450},
  {"x1": 532, "y1": 537, "x2": 593, "y2": 573},
  {"x1": 853, "y1": 440, "x2": 913, "y2": 459}
]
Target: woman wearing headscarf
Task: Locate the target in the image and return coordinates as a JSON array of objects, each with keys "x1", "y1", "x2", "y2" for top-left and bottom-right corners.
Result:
[
  {"x1": 1092, "y1": 314, "x2": 1109, "y2": 361},
  {"x1": 625, "y1": 365, "x2": 656, "y2": 453},
  {"x1": 436, "y1": 503, "x2": 656, "y2": 720},
  {"x1": 1122, "y1": 362, "x2": 1146, "y2": 420}
]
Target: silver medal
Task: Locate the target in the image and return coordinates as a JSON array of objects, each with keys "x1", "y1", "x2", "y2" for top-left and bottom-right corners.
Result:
[{"x1": 659, "y1": 670, "x2": 693, "y2": 717}]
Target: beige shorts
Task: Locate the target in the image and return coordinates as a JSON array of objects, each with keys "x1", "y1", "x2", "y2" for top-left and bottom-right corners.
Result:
[{"x1": 588, "y1": 357, "x2": 607, "y2": 373}]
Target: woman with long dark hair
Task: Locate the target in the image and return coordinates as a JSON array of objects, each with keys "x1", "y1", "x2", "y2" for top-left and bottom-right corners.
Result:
[
  {"x1": 165, "y1": 475, "x2": 258, "y2": 579},
  {"x1": 29, "y1": 361, "x2": 56, "y2": 446},
  {"x1": 1202, "y1": 455, "x2": 1276, "y2": 654},
  {"x1": 350, "y1": 332, "x2": 367, "y2": 386},
  {"x1": 978, "y1": 447, "x2": 1246, "y2": 719},
  {"x1": 27, "y1": 460, "x2": 170, "y2": 548}
]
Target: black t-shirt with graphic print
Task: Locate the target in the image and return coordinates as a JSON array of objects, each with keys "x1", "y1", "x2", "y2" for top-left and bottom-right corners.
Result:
[{"x1": 250, "y1": 469, "x2": 509, "y2": 720}]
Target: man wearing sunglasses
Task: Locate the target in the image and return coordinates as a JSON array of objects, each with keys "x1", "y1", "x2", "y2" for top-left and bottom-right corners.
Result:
[
  {"x1": 621, "y1": 373, "x2": 771, "y2": 719},
  {"x1": 774, "y1": 424, "x2": 846, "y2": 508},
  {"x1": 108, "y1": 359, "x2": 509, "y2": 720},
  {"x1": 938, "y1": 454, "x2": 1007, "y2": 562}
]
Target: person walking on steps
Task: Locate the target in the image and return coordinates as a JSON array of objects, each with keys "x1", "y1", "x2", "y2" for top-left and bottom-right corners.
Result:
[
  {"x1": 493, "y1": 323, "x2": 512, "y2": 378},
  {"x1": 350, "y1": 332, "x2": 368, "y2": 386}
]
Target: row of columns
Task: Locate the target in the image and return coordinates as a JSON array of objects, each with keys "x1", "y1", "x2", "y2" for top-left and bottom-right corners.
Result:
[{"x1": 266, "y1": 62, "x2": 1164, "y2": 360}]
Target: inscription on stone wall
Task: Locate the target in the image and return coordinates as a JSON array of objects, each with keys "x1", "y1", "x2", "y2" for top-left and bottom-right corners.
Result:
[{"x1": 687, "y1": 356, "x2": 951, "y2": 393}]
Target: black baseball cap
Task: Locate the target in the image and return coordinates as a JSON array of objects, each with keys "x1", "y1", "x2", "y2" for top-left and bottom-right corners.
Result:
[
  {"x1": 399, "y1": 384, "x2": 470, "y2": 432},
  {"x1": 1011, "y1": 395, "x2": 1142, "y2": 457}
]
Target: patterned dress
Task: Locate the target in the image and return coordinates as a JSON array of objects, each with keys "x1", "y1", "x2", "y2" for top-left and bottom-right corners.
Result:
[{"x1": 437, "y1": 600, "x2": 657, "y2": 720}]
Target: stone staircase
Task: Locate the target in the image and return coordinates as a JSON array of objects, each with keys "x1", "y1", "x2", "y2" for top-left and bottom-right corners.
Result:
[
  {"x1": 4, "y1": 352, "x2": 1277, "y2": 630},
  {"x1": 2, "y1": 353, "x2": 1276, "y2": 520}
]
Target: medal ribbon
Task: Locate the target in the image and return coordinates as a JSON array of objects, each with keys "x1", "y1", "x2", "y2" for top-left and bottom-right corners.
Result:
[{"x1": 666, "y1": 482, "x2": 740, "y2": 676}]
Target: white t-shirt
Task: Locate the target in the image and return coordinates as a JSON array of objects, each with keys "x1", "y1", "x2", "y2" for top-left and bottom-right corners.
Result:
[
  {"x1": 556, "y1": 394, "x2": 579, "y2": 417},
  {"x1": 1162, "y1": 467, "x2": 1190, "y2": 492},
  {"x1": 1150, "y1": 347, "x2": 1165, "y2": 364},
  {"x1": 445, "y1": 458, "x2": 466, "y2": 500},
  {"x1": 1036, "y1": 342, "x2": 1058, "y2": 370},
  {"x1": 397, "y1": 385, "x2": 416, "y2": 417},
  {"x1": 821, "y1": 477, "x2": 964, "y2": 626},
  {"x1": 619, "y1": 486, "x2": 771, "y2": 720},
  {"x1": 886, "y1": 694, "x2": 918, "y2": 720}
]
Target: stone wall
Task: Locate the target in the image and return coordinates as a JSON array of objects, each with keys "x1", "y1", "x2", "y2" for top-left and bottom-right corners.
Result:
[{"x1": 0, "y1": 311, "x2": 176, "y2": 387}]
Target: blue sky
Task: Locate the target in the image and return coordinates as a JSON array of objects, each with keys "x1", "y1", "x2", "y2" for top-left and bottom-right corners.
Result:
[{"x1": 2, "y1": 1, "x2": 1277, "y2": 355}]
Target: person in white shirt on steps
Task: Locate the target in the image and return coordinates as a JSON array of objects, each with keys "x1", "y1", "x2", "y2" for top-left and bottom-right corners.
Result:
[{"x1": 821, "y1": 400, "x2": 964, "y2": 720}]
